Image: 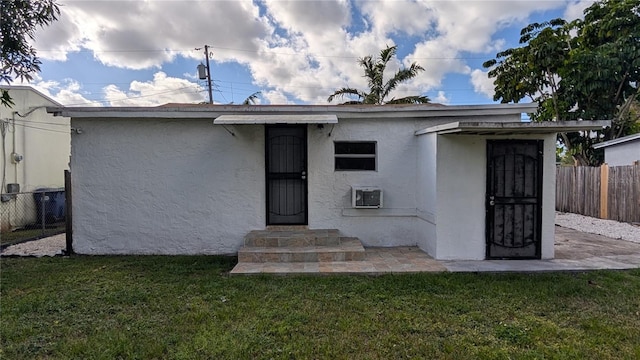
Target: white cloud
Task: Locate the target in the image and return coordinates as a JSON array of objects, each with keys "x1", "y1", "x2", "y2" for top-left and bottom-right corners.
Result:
[
  {"x1": 470, "y1": 69, "x2": 496, "y2": 99},
  {"x1": 359, "y1": 1, "x2": 437, "y2": 37},
  {"x1": 27, "y1": 72, "x2": 204, "y2": 107},
  {"x1": 29, "y1": 77, "x2": 101, "y2": 106},
  {"x1": 433, "y1": 91, "x2": 449, "y2": 105},
  {"x1": 264, "y1": 0, "x2": 351, "y2": 34},
  {"x1": 35, "y1": 0, "x2": 270, "y2": 69},
  {"x1": 103, "y1": 72, "x2": 205, "y2": 106},
  {"x1": 31, "y1": 0, "x2": 572, "y2": 105},
  {"x1": 564, "y1": 0, "x2": 596, "y2": 20},
  {"x1": 262, "y1": 90, "x2": 295, "y2": 105}
]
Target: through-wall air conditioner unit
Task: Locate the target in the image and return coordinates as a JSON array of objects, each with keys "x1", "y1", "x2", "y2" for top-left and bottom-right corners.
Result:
[{"x1": 352, "y1": 187, "x2": 383, "y2": 208}]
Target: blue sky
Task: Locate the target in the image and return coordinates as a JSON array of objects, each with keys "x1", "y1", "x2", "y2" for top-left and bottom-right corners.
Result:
[{"x1": 24, "y1": 0, "x2": 595, "y2": 106}]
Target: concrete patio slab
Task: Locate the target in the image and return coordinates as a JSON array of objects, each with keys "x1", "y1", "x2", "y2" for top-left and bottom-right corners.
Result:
[
  {"x1": 230, "y1": 246, "x2": 448, "y2": 275},
  {"x1": 231, "y1": 226, "x2": 640, "y2": 275}
]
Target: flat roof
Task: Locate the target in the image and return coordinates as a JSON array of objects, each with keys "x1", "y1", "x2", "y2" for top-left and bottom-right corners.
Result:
[
  {"x1": 592, "y1": 132, "x2": 640, "y2": 149},
  {"x1": 47, "y1": 102, "x2": 538, "y2": 120},
  {"x1": 213, "y1": 114, "x2": 338, "y2": 125},
  {"x1": 415, "y1": 121, "x2": 610, "y2": 136}
]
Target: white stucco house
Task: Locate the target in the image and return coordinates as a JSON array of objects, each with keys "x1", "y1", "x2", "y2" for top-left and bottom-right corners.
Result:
[
  {"x1": 48, "y1": 103, "x2": 607, "y2": 260},
  {"x1": 1, "y1": 86, "x2": 70, "y2": 231},
  {"x1": 592, "y1": 133, "x2": 640, "y2": 166}
]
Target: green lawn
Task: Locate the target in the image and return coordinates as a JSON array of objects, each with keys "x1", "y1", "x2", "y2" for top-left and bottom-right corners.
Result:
[
  {"x1": 1, "y1": 256, "x2": 639, "y2": 359},
  {"x1": 1, "y1": 224, "x2": 65, "y2": 246}
]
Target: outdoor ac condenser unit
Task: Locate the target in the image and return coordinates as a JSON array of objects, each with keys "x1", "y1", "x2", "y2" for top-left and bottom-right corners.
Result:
[{"x1": 351, "y1": 187, "x2": 383, "y2": 208}]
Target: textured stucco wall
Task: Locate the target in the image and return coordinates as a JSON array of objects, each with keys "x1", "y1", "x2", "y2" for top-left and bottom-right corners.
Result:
[
  {"x1": 604, "y1": 141, "x2": 640, "y2": 166},
  {"x1": 308, "y1": 119, "x2": 419, "y2": 247},
  {"x1": 70, "y1": 111, "x2": 554, "y2": 257},
  {"x1": 433, "y1": 133, "x2": 556, "y2": 260},
  {"x1": 0, "y1": 87, "x2": 69, "y2": 191},
  {"x1": 0, "y1": 87, "x2": 68, "y2": 232},
  {"x1": 74, "y1": 118, "x2": 424, "y2": 254},
  {"x1": 415, "y1": 133, "x2": 438, "y2": 256},
  {"x1": 71, "y1": 119, "x2": 265, "y2": 254}
]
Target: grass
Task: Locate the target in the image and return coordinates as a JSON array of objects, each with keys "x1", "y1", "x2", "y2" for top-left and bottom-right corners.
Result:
[
  {"x1": 1, "y1": 224, "x2": 65, "y2": 247},
  {"x1": 1, "y1": 256, "x2": 640, "y2": 359}
]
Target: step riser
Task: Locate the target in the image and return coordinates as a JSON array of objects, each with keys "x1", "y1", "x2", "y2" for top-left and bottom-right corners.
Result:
[
  {"x1": 238, "y1": 251, "x2": 366, "y2": 263},
  {"x1": 245, "y1": 236, "x2": 341, "y2": 247},
  {"x1": 239, "y1": 229, "x2": 364, "y2": 264}
]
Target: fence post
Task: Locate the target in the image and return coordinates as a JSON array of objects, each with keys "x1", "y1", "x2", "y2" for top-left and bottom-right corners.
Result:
[
  {"x1": 64, "y1": 170, "x2": 73, "y2": 255},
  {"x1": 600, "y1": 163, "x2": 609, "y2": 219},
  {"x1": 40, "y1": 191, "x2": 46, "y2": 237}
]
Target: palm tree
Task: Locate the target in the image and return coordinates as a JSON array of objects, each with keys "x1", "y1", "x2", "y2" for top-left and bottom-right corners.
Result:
[
  {"x1": 242, "y1": 91, "x2": 262, "y2": 105},
  {"x1": 327, "y1": 45, "x2": 429, "y2": 105}
]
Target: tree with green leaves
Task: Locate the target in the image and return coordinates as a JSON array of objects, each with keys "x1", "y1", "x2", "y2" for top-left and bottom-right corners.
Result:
[
  {"x1": 483, "y1": 0, "x2": 639, "y2": 165},
  {"x1": 1, "y1": 0, "x2": 60, "y2": 107},
  {"x1": 328, "y1": 45, "x2": 430, "y2": 105}
]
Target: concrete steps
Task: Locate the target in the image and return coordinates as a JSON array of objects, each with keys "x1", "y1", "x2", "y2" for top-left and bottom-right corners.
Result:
[{"x1": 237, "y1": 228, "x2": 365, "y2": 263}]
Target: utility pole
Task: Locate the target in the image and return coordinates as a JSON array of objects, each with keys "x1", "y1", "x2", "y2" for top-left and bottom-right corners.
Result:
[{"x1": 196, "y1": 45, "x2": 213, "y2": 104}]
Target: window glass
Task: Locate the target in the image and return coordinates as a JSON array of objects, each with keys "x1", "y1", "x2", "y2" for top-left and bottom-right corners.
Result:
[
  {"x1": 334, "y1": 141, "x2": 376, "y2": 171},
  {"x1": 335, "y1": 142, "x2": 376, "y2": 155}
]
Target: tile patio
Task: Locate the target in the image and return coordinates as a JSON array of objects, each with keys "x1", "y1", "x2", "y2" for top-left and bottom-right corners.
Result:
[{"x1": 230, "y1": 226, "x2": 640, "y2": 275}]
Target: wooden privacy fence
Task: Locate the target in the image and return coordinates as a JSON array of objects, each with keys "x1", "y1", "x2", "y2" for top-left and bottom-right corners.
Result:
[{"x1": 556, "y1": 162, "x2": 640, "y2": 223}]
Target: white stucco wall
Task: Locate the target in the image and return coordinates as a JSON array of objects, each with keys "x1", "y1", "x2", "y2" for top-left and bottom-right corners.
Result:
[
  {"x1": 71, "y1": 119, "x2": 265, "y2": 254},
  {"x1": 0, "y1": 87, "x2": 68, "y2": 232},
  {"x1": 430, "y1": 133, "x2": 556, "y2": 260},
  {"x1": 416, "y1": 133, "x2": 438, "y2": 255},
  {"x1": 0, "y1": 87, "x2": 69, "y2": 191},
  {"x1": 69, "y1": 108, "x2": 557, "y2": 258},
  {"x1": 604, "y1": 141, "x2": 640, "y2": 166},
  {"x1": 73, "y1": 117, "x2": 425, "y2": 254},
  {"x1": 308, "y1": 119, "x2": 419, "y2": 247}
]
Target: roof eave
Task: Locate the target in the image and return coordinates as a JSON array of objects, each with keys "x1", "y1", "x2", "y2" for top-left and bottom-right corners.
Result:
[
  {"x1": 592, "y1": 132, "x2": 640, "y2": 149},
  {"x1": 47, "y1": 103, "x2": 538, "y2": 120},
  {"x1": 415, "y1": 120, "x2": 611, "y2": 136}
]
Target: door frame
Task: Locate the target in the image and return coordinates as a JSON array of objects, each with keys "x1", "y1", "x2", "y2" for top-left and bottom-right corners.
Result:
[
  {"x1": 265, "y1": 125, "x2": 308, "y2": 225},
  {"x1": 485, "y1": 139, "x2": 543, "y2": 259}
]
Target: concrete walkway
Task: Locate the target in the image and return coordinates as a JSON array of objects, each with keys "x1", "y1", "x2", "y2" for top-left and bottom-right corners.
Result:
[
  {"x1": 5, "y1": 226, "x2": 640, "y2": 274},
  {"x1": 231, "y1": 226, "x2": 640, "y2": 274},
  {"x1": 443, "y1": 226, "x2": 640, "y2": 272}
]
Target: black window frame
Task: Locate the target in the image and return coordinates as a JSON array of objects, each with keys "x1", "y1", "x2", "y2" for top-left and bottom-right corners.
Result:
[{"x1": 334, "y1": 141, "x2": 377, "y2": 171}]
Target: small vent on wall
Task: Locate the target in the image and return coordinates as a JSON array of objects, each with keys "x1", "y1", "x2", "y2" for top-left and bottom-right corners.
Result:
[
  {"x1": 6, "y1": 183, "x2": 20, "y2": 193},
  {"x1": 352, "y1": 187, "x2": 383, "y2": 208}
]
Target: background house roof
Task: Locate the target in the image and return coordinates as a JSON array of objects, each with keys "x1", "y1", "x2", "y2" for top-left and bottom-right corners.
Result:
[{"x1": 592, "y1": 133, "x2": 640, "y2": 149}]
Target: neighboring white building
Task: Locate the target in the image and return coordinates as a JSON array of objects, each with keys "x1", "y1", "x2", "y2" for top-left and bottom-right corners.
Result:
[
  {"x1": 49, "y1": 104, "x2": 607, "y2": 260},
  {"x1": 592, "y1": 133, "x2": 640, "y2": 166},
  {"x1": 1, "y1": 86, "x2": 70, "y2": 231},
  {"x1": 0, "y1": 86, "x2": 69, "y2": 192}
]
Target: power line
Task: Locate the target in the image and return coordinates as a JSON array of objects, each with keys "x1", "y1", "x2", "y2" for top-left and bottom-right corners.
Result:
[
  {"x1": 55, "y1": 85, "x2": 204, "y2": 107},
  {"x1": 5, "y1": 120, "x2": 70, "y2": 134},
  {"x1": 36, "y1": 45, "x2": 491, "y2": 61}
]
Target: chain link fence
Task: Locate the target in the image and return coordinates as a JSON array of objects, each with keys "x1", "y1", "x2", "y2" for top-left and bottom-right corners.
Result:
[{"x1": 1, "y1": 189, "x2": 66, "y2": 248}]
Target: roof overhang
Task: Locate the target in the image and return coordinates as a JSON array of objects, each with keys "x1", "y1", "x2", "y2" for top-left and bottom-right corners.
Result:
[
  {"x1": 592, "y1": 132, "x2": 640, "y2": 149},
  {"x1": 213, "y1": 114, "x2": 338, "y2": 125},
  {"x1": 415, "y1": 120, "x2": 611, "y2": 136},
  {"x1": 46, "y1": 102, "x2": 537, "y2": 120}
]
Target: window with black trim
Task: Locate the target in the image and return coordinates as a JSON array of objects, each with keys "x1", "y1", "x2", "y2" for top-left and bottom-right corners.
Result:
[{"x1": 334, "y1": 141, "x2": 376, "y2": 171}]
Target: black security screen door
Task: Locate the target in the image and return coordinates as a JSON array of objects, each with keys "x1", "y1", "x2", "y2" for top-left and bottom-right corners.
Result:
[
  {"x1": 486, "y1": 140, "x2": 543, "y2": 259},
  {"x1": 266, "y1": 126, "x2": 307, "y2": 225}
]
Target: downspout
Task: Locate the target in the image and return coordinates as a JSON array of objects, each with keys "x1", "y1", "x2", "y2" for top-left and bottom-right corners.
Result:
[
  {"x1": 12, "y1": 112, "x2": 18, "y2": 187},
  {"x1": 1, "y1": 118, "x2": 7, "y2": 193}
]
